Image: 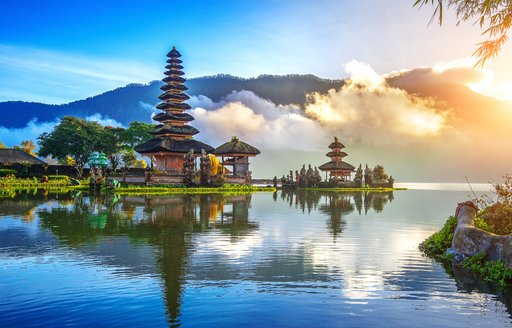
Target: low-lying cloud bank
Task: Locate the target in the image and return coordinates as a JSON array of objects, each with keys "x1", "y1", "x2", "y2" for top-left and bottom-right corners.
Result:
[
  {"x1": 190, "y1": 91, "x2": 328, "y2": 151},
  {"x1": 0, "y1": 114, "x2": 125, "y2": 148},
  {"x1": 304, "y1": 61, "x2": 449, "y2": 145},
  {"x1": 190, "y1": 60, "x2": 453, "y2": 150}
]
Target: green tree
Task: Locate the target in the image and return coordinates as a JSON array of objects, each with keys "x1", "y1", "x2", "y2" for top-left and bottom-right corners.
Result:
[
  {"x1": 121, "y1": 121, "x2": 154, "y2": 149},
  {"x1": 38, "y1": 116, "x2": 105, "y2": 177},
  {"x1": 97, "y1": 127, "x2": 126, "y2": 172},
  {"x1": 414, "y1": 0, "x2": 512, "y2": 66},
  {"x1": 0, "y1": 142, "x2": 6, "y2": 149},
  {"x1": 121, "y1": 149, "x2": 137, "y2": 168},
  {"x1": 372, "y1": 165, "x2": 389, "y2": 182}
]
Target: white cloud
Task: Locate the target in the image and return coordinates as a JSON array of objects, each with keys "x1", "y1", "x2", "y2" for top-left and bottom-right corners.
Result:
[
  {"x1": 0, "y1": 119, "x2": 58, "y2": 148},
  {"x1": 190, "y1": 91, "x2": 329, "y2": 151},
  {"x1": 304, "y1": 61, "x2": 449, "y2": 145},
  {"x1": 84, "y1": 113, "x2": 125, "y2": 128}
]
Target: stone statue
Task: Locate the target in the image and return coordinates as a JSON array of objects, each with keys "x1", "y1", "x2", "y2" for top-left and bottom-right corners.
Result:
[
  {"x1": 183, "y1": 149, "x2": 195, "y2": 185},
  {"x1": 354, "y1": 164, "x2": 364, "y2": 187},
  {"x1": 199, "y1": 149, "x2": 210, "y2": 186},
  {"x1": 364, "y1": 164, "x2": 373, "y2": 187}
]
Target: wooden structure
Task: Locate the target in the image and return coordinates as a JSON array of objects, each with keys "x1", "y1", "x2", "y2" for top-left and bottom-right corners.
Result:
[
  {"x1": 213, "y1": 136, "x2": 260, "y2": 180},
  {"x1": 135, "y1": 47, "x2": 213, "y2": 172},
  {"x1": 318, "y1": 137, "x2": 355, "y2": 181}
]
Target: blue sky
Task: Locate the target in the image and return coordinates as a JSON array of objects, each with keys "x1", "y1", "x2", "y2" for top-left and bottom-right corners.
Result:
[{"x1": 1, "y1": 0, "x2": 511, "y2": 103}]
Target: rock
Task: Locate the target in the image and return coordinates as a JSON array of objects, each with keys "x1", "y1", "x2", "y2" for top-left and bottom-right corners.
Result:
[{"x1": 451, "y1": 201, "x2": 512, "y2": 268}]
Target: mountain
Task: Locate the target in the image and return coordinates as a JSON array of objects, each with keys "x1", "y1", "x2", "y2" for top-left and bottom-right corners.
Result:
[{"x1": 0, "y1": 74, "x2": 342, "y2": 129}]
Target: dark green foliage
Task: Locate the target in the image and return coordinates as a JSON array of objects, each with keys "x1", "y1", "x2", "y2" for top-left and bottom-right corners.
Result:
[
  {"x1": 462, "y1": 252, "x2": 512, "y2": 287},
  {"x1": 120, "y1": 122, "x2": 155, "y2": 149},
  {"x1": 38, "y1": 116, "x2": 105, "y2": 177},
  {"x1": 0, "y1": 168, "x2": 17, "y2": 177},
  {"x1": 419, "y1": 216, "x2": 457, "y2": 257},
  {"x1": 372, "y1": 165, "x2": 389, "y2": 182},
  {"x1": 37, "y1": 116, "x2": 154, "y2": 176}
]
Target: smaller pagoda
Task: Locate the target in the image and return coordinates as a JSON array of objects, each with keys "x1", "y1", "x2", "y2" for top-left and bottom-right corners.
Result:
[
  {"x1": 213, "y1": 136, "x2": 260, "y2": 180},
  {"x1": 319, "y1": 137, "x2": 355, "y2": 182}
]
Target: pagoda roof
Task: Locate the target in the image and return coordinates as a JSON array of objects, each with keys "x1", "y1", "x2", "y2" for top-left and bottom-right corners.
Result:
[
  {"x1": 164, "y1": 69, "x2": 185, "y2": 76},
  {"x1": 135, "y1": 138, "x2": 214, "y2": 154},
  {"x1": 161, "y1": 83, "x2": 188, "y2": 92},
  {"x1": 162, "y1": 76, "x2": 186, "y2": 84},
  {"x1": 326, "y1": 151, "x2": 348, "y2": 158},
  {"x1": 150, "y1": 124, "x2": 199, "y2": 136},
  {"x1": 158, "y1": 92, "x2": 190, "y2": 101},
  {"x1": 166, "y1": 58, "x2": 183, "y2": 64},
  {"x1": 318, "y1": 160, "x2": 355, "y2": 172},
  {"x1": 165, "y1": 64, "x2": 184, "y2": 70},
  {"x1": 213, "y1": 136, "x2": 260, "y2": 156},
  {"x1": 0, "y1": 148, "x2": 46, "y2": 165},
  {"x1": 153, "y1": 112, "x2": 194, "y2": 123},
  {"x1": 156, "y1": 102, "x2": 191, "y2": 111},
  {"x1": 167, "y1": 47, "x2": 182, "y2": 58},
  {"x1": 328, "y1": 137, "x2": 345, "y2": 149}
]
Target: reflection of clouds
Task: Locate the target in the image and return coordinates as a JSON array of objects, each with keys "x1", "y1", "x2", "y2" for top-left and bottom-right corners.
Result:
[{"x1": 194, "y1": 232, "x2": 262, "y2": 260}]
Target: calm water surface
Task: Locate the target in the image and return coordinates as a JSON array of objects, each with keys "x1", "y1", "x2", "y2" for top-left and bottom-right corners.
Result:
[{"x1": 1, "y1": 186, "x2": 511, "y2": 327}]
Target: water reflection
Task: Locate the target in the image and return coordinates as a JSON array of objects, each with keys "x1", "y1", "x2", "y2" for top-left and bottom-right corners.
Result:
[
  {"x1": 278, "y1": 190, "x2": 394, "y2": 238},
  {"x1": 32, "y1": 192, "x2": 256, "y2": 324},
  {"x1": 1, "y1": 190, "x2": 512, "y2": 327}
]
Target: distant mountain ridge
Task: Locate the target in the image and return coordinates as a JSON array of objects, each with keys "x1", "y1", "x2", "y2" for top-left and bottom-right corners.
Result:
[
  {"x1": 0, "y1": 72, "x2": 509, "y2": 130},
  {"x1": 0, "y1": 74, "x2": 342, "y2": 128}
]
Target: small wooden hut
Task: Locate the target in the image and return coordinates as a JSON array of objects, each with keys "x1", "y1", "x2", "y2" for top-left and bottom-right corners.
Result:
[{"x1": 213, "y1": 137, "x2": 260, "y2": 179}]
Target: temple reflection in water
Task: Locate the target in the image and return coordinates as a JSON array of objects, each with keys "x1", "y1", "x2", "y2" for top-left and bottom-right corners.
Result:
[
  {"x1": 13, "y1": 189, "x2": 499, "y2": 326},
  {"x1": 24, "y1": 192, "x2": 256, "y2": 324}
]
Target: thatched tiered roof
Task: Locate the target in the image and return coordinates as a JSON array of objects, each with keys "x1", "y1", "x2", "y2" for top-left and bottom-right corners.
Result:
[
  {"x1": 213, "y1": 136, "x2": 260, "y2": 156},
  {"x1": 0, "y1": 149, "x2": 46, "y2": 165},
  {"x1": 136, "y1": 46, "x2": 212, "y2": 155}
]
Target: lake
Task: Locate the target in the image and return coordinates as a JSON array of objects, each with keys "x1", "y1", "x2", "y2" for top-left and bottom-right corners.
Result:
[{"x1": 1, "y1": 184, "x2": 512, "y2": 327}]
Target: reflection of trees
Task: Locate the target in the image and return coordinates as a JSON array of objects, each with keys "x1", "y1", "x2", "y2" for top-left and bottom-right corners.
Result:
[
  {"x1": 0, "y1": 190, "x2": 75, "y2": 219},
  {"x1": 362, "y1": 191, "x2": 394, "y2": 214},
  {"x1": 280, "y1": 189, "x2": 321, "y2": 214},
  {"x1": 37, "y1": 193, "x2": 255, "y2": 325},
  {"x1": 276, "y1": 190, "x2": 394, "y2": 238},
  {"x1": 319, "y1": 193, "x2": 354, "y2": 238}
]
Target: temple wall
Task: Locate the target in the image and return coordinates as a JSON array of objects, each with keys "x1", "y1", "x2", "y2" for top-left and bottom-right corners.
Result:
[
  {"x1": 149, "y1": 175, "x2": 186, "y2": 185},
  {"x1": 225, "y1": 176, "x2": 248, "y2": 185},
  {"x1": 451, "y1": 202, "x2": 512, "y2": 268},
  {"x1": 155, "y1": 155, "x2": 185, "y2": 171},
  {"x1": 111, "y1": 175, "x2": 146, "y2": 185}
]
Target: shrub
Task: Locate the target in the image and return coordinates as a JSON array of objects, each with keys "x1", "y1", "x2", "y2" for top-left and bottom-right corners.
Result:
[
  {"x1": 47, "y1": 175, "x2": 69, "y2": 180},
  {"x1": 419, "y1": 216, "x2": 457, "y2": 257},
  {"x1": 474, "y1": 175, "x2": 512, "y2": 235},
  {"x1": 0, "y1": 169, "x2": 17, "y2": 177},
  {"x1": 462, "y1": 252, "x2": 512, "y2": 287}
]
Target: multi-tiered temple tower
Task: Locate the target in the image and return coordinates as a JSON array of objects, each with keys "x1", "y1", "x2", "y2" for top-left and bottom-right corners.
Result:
[
  {"x1": 135, "y1": 47, "x2": 213, "y2": 172},
  {"x1": 318, "y1": 137, "x2": 355, "y2": 181}
]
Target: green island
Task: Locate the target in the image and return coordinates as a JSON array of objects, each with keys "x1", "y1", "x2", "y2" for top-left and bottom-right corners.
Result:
[{"x1": 419, "y1": 176, "x2": 512, "y2": 288}]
